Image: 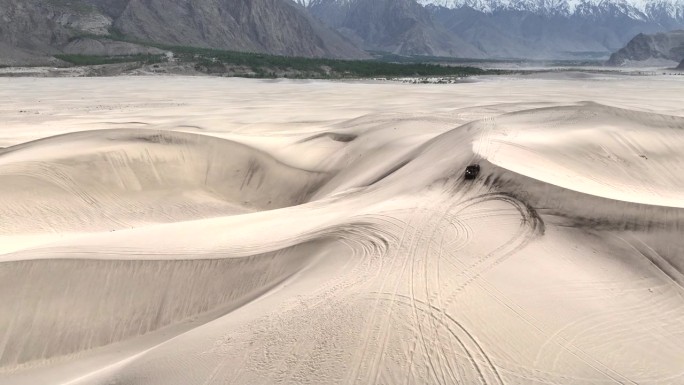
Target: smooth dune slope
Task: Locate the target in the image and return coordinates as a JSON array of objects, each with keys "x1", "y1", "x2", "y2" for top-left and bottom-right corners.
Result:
[
  {"x1": 0, "y1": 129, "x2": 329, "y2": 253},
  {"x1": 1, "y1": 75, "x2": 684, "y2": 385}
]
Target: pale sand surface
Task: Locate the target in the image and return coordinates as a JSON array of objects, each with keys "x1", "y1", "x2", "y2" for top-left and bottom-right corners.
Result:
[{"x1": 1, "y1": 74, "x2": 684, "y2": 384}]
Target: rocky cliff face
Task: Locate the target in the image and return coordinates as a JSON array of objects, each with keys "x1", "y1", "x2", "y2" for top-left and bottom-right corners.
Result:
[
  {"x1": 0, "y1": 0, "x2": 367, "y2": 65},
  {"x1": 607, "y1": 30, "x2": 684, "y2": 65},
  {"x1": 307, "y1": 0, "x2": 484, "y2": 57}
]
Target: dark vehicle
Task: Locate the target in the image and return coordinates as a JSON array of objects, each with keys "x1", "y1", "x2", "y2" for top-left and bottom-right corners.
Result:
[{"x1": 464, "y1": 164, "x2": 480, "y2": 180}]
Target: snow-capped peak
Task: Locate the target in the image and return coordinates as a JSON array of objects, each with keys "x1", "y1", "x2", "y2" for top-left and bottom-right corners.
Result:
[
  {"x1": 297, "y1": 0, "x2": 683, "y2": 20},
  {"x1": 417, "y1": 0, "x2": 684, "y2": 18}
]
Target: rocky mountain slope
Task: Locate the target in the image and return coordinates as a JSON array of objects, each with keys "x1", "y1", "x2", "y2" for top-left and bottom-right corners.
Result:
[
  {"x1": 0, "y1": 0, "x2": 367, "y2": 66},
  {"x1": 305, "y1": 0, "x2": 484, "y2": 57},
  {"x1": 607, "y1": 30, "x2": 684, "y2": 65},
  {"x1": 301, "y1": 0, "x2": 684, "y2": 59},
  {"x1": 0, "y1": 0, "x2": 105, "y2": 65},
  {"x1": 113, "y1": 0, "x2": 367, "y2": 59}
]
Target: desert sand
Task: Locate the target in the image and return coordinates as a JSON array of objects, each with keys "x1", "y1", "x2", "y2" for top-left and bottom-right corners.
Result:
[{"x1": 1, "y1": 74, "x2": 684, "y2": 384}]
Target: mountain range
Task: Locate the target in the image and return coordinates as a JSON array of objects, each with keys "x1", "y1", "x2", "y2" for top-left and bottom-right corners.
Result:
[
  {"x1": 417, "y1": 0, "x2": 684, "y2": 19},
  {"x1": 2, "y1": 0, "x2": 684, "y2": 65},
  {"x1": 299, "y1": 0, "x2": 684, "y2": 59}
]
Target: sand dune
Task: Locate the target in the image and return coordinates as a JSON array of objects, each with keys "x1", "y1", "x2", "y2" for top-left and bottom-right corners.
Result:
[{"x1": 1, "y1": 75, "x2": 684, "y2": 384}]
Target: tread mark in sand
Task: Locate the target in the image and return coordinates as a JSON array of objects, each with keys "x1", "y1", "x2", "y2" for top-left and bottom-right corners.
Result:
[
  {"x1": 344, "y1": 205, "x2": 425, "y2": 385},
  {"x1": 372, "y1": 292, "x2": 505, "y2": 385},
  {"x1": 367, "y1": 208, "x2": 433, "y2": 385}
]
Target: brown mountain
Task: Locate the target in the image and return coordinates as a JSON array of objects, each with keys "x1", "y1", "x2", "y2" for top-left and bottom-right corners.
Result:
[
  {"x1": 0, "y1": 0, "x2": 368, "y2": 66},
  {"x1": 113, "y1": 0, "x2": 367, "y2": 59}
]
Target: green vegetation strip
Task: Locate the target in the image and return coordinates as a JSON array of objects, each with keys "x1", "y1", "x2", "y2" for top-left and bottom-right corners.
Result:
[
  {"x1": 165, "y1": 45, "x2": 502, "y2": 78},
  {"x1": 55, "y1": 54, "x2": 164, "y2": 66}
]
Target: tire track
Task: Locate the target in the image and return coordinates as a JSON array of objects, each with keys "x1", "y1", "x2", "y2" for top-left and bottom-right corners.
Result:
[{"x1": 370, "y1": 292, "x2": 504, "y2": 385}]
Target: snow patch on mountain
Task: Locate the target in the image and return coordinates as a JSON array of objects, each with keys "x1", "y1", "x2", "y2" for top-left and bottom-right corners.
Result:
[
  {"x1": 298, "y1": 0, "x2": 683, "y2": 20},
  {"x1": 417, "y1": 0, "x2": 684, "y2": 18}
]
